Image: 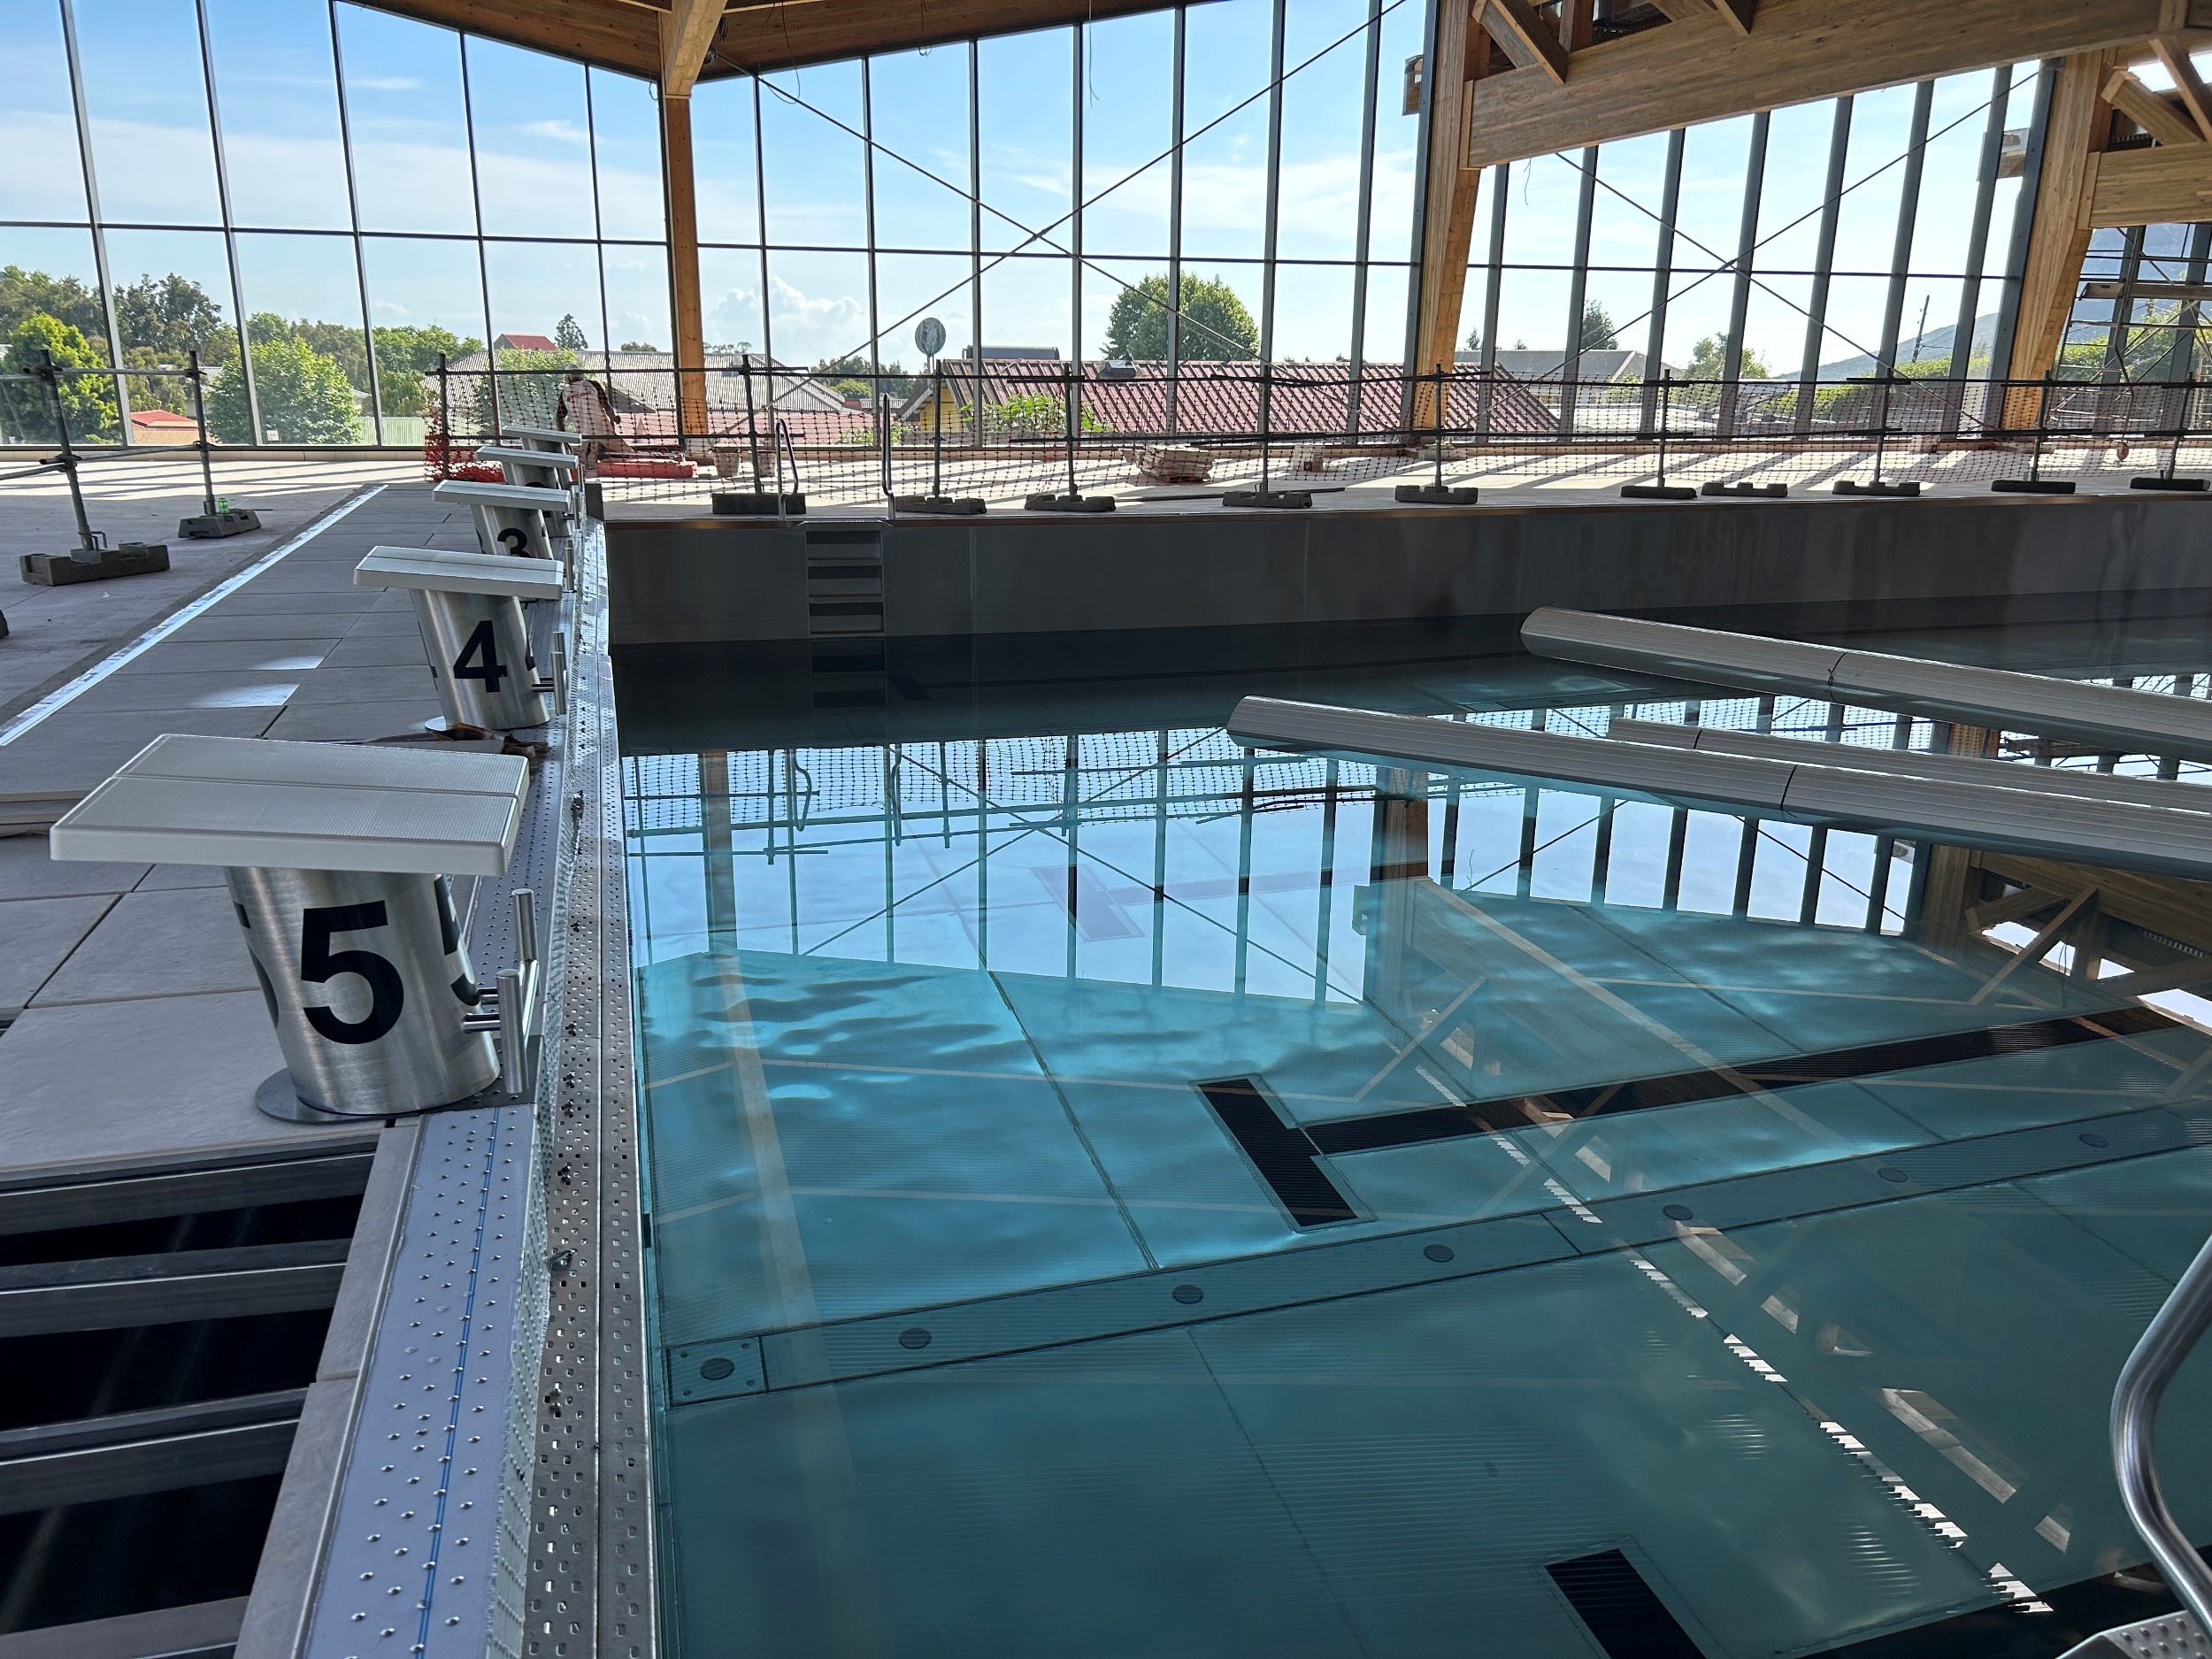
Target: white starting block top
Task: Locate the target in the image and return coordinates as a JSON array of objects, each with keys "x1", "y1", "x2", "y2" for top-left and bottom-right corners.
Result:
[
  {"x1": 473, "y1": 443, "x2": 580, "y2": 476},
  {"x1": 501, "y1": 424, "x2": 584, "y2": 449},
  {"x1": 432, "y1": 480, "x2": 572, "y2": 510},
  {"x1": 49, "y1": 734, "x2": 530, "y2": 876},
  {"x1": 354, "y1": 544, "x2": 565, "y2": 600}
]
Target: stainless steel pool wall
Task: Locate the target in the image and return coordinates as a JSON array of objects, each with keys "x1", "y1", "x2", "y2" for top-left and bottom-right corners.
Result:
[{"x1": 606, "y1": 497, "x2": 2212, "y2": 654}]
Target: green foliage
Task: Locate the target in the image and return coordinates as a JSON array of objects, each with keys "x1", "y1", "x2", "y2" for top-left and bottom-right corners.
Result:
[
  {"x1": 619, "y1": 339, "x2": 658, "y2": 351},
  {"x1": 113, "y1": 273, "x2": 229, "y2": 364},
  {"x1": 555, "y1": 312, "x2": 588, "y2": 351},
  {"x1": 1685, "y1": 334, "x2": 1771, "y2": 382},
  {"x1": 995, "y1": 391, "x2": 1109, "y2": 435},
  {"x1": 1102, "y1": 273, "x2": 1257, "y2": 362},
  {"x1": 815, "y1": 355, "x2": 911, "y2": 400},
  {"x1": 208, "y1": 334, "x2": 361, "y2": 444},
  {"x1": 0, "y1": 267, "x2": 107, "y2": 356},
  {"x1": 1579, "y1": 302, "x2": 1620, "y2": 352},
  {"x1": 470, "y1": 344, "x2": 577, "y2": 434},
  {"x1": 0, "y1": 312, "x2": 119, "y2": 442},
  {"x1": 372, "y1": 324, "x2": 480, "y2": 418}
]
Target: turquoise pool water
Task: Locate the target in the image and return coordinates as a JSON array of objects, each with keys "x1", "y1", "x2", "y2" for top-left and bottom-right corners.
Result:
[{"x1": 623, "y1": 629, "x2": 2212, "y2": 1658}]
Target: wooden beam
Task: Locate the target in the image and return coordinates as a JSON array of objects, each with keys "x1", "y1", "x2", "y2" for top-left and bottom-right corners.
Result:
[
  {"x1": 2005, "y1": 50, "x2": 2117, "y2": 417},
  {"x1": 362, "y1": 0, "x2": 660, "y2": 76},
  {"x1": 2089, "y1": 135, "x2": 2212, "y2": 222},
  {"x1": 1463, "y1": 0, "x2": 2207, "y2": 172},
  {"x1": 1480, "y1": 0, "x2": 1570, "y2": 85},
  {"x1": 2105, "y1": 65, "x2": 2207, "y2": 145},
  {"x1": 1714, "y1": 0, "x2": 1755, "y2": 34},
  {"x1": 703, "y1": 0, "x2": 1185, "y2": 76},
  {"x1": 1558, "y1": 0, "x2": 1594, "y2": 55},
  {"x1": 659, "y1": 0, "x2": 725, "y2": 96},
  {"x1": 1413, "y1": 1, "x2": 1483, "y2": 426},
  {"x1": 660, "y1": 93, "x2": 710, "y2": 449},
  {"x1": 2154, "y1": 36, "x2": 2212, "y2": 139}
]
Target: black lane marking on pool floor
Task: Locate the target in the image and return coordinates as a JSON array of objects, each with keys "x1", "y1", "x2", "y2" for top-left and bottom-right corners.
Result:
[
  {"x1": 725, "y1": 1103, "x2": 2190, "y2": 1395},
  {"x1": 1197, "y1": 1078, "x2": 1360, "y2": 1227},
  {"x1": 1547, "y1": 1552, "x2": 1705, "y2": 1659},
  {"x1": 1305, "y1": 1006, "x2": 2175, "y2": 1158}
]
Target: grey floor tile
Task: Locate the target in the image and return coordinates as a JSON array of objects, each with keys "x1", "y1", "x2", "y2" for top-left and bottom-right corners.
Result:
[
  {"x1": 0, "y1": 893, "x2": 114, "y2": 1014},
  {"x1": 342, "y1": 609, "x2": 438, "y2": 636},
  {"x1": 318, "y1": 631, "x2": 430, "y2": 669},
  {"x1": 34, "y1": 885, "x2": 256, "y2": 1005},
  {"x1": 284, "y1": 664, "x2": 440, "y2": 704},
  {"x1": 66, "y1": 670, "x2": 307, "y2": 715},
  {"x1": 1, "y1": 707, "x2": 278, "y2": 792},
  {"x1": 0, "y1": 835, "x2": 147, "y2": 898},
  {"x1": 111, "y1": 639, "x2": 336, "y2": 676},
  {"x1": 168, "y1": 611, "x2": 354, "y2": 642},
  {"x1": 259, "y1": 698, "x2": 444, "y2": 741},
  {"x1": 0, "y1": 988, "x2": 354, "y2": 1179},
  {"x1": 136, "y1": 864, "x2": 227, "y2": 890}
]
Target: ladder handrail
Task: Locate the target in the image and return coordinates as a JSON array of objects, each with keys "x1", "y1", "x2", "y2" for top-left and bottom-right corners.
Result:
[{"x1": 2113, "y1": 1228, "x2": 2212, "y2": 1634}]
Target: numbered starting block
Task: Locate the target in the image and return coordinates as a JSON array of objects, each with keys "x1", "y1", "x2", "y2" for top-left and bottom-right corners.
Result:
[
  {"x1": 501, "y1": 424, "x2": 585, "y2": 456},
  {"x1": 470, "y1": 445, "x2": 580, "y2": 536},
  {"x1": 355, "y1": 545, "x2": 562, "y2": 732},
  {"x1": 50, "y1": 735, "x2": 541, "y2": 1122},
  {"x1": 432, "y1": 479, "x2": 569, "y2": 561}
]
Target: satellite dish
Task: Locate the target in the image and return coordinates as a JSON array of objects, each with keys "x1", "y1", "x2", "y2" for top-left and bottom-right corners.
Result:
[{"x1": 915, "y1": 317, "x2": 947, "y2": 360}]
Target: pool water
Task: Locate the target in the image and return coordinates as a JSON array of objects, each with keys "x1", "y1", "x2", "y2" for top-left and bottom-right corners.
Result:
[{"x1": 622, "y1": 624, "x2": 2212, "y2": 1658}]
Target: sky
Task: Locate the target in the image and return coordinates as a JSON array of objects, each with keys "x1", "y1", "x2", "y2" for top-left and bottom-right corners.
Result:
[{"x1": 2, "y1": 0, "x2": 2177, "y2": 390}]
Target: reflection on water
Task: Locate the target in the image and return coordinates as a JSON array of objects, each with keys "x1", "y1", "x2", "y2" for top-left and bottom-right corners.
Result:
[{"x1": 626, "y1": 648, "x2": 2212, "y2": 1659}]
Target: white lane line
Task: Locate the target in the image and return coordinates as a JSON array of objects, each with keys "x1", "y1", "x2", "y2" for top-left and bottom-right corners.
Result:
[{"x1": 0, "y1": 483, "x2": 387, "y2": 747}]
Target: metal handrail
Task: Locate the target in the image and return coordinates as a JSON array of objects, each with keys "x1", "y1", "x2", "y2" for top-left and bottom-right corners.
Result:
[{"x1": 2112, "y1": 1229, "x2": 2212, "y2": 1635}]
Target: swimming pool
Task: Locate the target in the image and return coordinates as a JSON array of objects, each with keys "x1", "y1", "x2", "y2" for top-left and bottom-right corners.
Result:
[{"x1": 620, "y1": 619, "x2": 2212, "y2": 1657}]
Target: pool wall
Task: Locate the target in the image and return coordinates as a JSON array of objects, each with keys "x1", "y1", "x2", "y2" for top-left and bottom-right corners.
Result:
[{"x1": 607, "y1": 496, "x2": 2212, "y2": 653}]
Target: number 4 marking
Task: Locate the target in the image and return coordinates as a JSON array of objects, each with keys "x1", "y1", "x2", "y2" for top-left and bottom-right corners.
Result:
[{"x1": 453, "y1": 619, "x2": 508, "y2": 691}]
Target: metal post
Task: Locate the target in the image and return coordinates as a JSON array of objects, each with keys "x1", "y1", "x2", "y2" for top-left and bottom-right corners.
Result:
[
  {"x1": 2109, "y1": 1230, "x2": 2212, "y2": 1639},
  {"x1": 1877, "y1": 80, "x2": 1935, "y2": 377},
  {"x1": 58, "y1": 0, "x2": 133, "y2": 448},
  {"x1": 457, "y1": 35, "x2": 499, "y2": 439},
  {"x1": 1166, "y1": 9, "x2": 1187, "y2": 434},
  {"x1": 862, "y1": 60, "x2": 882, "y2": 399},
  {"x1": 1944, "y1": 65, "x2": 2014, "y2": 431},
  {"x1": 1719, "y1": 111, "x2": 1770, "y2": 439},
  {"x1": 189, "y1": 349, "x2": 217, "y2": 515},
  {"x1": 970, "y1": 41, "x2": 985, "y2": 446},
  {"x1": 1347, "y1": 0, "x2": 1383, "y2": 434},
  {"x1": 42, "y1": 353, "x2": 97, "y2": 554},
  {"x1": 200, "y1": 0, "x2": 266, "y2": 447},
  {"x1": 1640, "y1": 129, "x2": 1685, "y2": 435},
  {"x1": 1259, "y1": 0, "x2": 1286, "y2": 380},
  {"x1": 1065, "y1": 362, "x2": 1080, "y2": 500},
  {"x1": 931, "y1": 361, "x2": 944, "y2": 499},
  {"x1": 1475, "y1": 164, "x2": 1507, "y2": 437},
  {"x1": 741, "y1": 353, "x2": 763, "y2": 487},
  {"x1": 1796, "y1": 96, "x2": 1853, "y2": 434},
  {"x1": 1559, "y1": 145, "x2": 1599, "y2": 435}
]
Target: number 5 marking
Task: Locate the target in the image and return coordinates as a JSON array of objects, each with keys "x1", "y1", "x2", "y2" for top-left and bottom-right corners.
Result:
[{"x1": 300, "y1": 902, "x2": 404, "y2": 1044}]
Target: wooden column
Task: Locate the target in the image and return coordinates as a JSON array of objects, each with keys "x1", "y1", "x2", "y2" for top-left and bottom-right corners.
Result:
[
  {"x1": 1412, "y1": 0, "x2": 1484, "y2": 426},
  {"x1": 2005, "y1": 50, "x2": 2119, "y2": 423},
  {"x1": 661, "y1": 92, "x2": 710, "y2": 453}
]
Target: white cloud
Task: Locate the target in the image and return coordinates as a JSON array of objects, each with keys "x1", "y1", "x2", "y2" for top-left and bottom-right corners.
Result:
[
  {"x1": 349, "y1": 75, "x2": 423, "y2": 92},
  {"x1": 518, "y1": 119, "x2": 590, "y2": 147}
]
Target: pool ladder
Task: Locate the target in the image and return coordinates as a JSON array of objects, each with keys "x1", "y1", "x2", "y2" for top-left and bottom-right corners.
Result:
[{"x1": 2061, "y1": 1230, "x2": 2212, "y2": 1656}]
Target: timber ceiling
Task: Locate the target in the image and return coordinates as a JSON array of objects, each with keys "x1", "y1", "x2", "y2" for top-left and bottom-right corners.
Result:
[{"x1": 354, "y1": 0, "x2": 1194, "y2": 81}]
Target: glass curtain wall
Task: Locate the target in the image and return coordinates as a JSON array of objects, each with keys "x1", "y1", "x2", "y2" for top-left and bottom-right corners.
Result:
[{"x1": 0, "y1": 0, "x2": 667, "y2": 446}]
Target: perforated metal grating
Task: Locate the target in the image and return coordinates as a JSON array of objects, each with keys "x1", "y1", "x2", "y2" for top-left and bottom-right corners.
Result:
[{"x1": 525, "y1": 521, "x2": 655, "y2": 1659}]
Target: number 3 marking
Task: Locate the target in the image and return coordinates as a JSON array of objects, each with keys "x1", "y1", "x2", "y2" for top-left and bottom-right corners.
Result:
[
  {"x1": 497, "y1": 526, "x2": 529, "y2": 556},
  {"x1": 300, "y1": 902, "x2": 404, "y2": 1044}
]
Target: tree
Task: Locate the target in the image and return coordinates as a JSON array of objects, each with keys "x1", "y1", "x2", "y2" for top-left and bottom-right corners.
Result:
[
  {"x1": 1686, "y1": 334, "x2": 1770, "y2": 382},
  {"x1": 372, "y1": 324, "x2": 479, "y2": 418},
  {"x1": 113, "y1": 273, "x2": 227, "y2": 362},
  {"x1": 1580, "y1": 301, "x2": 1620, "y2": 352},
  {"x1": 555, "y1": 312, "x2": 588, "y2": 352},
  {"x1": 1101, "y1": 273, "x2": 1257, "y2": 361},
  {"x1": 209, "y1": 334, "x2": 360, "y2": 443},
  {"x1": 0, "y1": 312, "x2": 119, "y2": 443},
  {"x1": 619, "y1": 339, "x2": 658, "y2": 351},
  {"x1": 814, "y1": 354, "x2": 911, "y2": 400},
  {"x1": 0, "y1": 267, "x2": 106, "y2": 354},
  {"x1": 469, "y1": 343, "x2": 577, "y2": 433}
]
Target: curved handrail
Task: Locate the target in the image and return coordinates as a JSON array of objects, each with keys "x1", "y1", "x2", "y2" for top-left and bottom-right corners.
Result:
[{"x1": 2113, "y1": 1228, "x2": 2212, "y2": 1634}]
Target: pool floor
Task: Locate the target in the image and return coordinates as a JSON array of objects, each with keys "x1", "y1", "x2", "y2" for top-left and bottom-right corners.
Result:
[{"x1": 622, "y1": 626, "x2": 2212, "y2": 1658}]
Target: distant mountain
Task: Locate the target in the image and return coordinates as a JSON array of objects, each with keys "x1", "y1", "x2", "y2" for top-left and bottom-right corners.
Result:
[{"x1": 1818, "y1": 311, "x2": 1999, "y2": 380}]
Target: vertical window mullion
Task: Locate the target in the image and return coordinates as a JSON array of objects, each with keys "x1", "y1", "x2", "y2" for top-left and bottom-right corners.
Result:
[
  {"x1": 58, "y1": 0, "x2": 133, "y2": 444},
  {"x1": 1795, "y1": 96, "x2": 1851, "y2": 433},
  {"x1": 313, "y1": 0, "x2": 377, "y2": 442},
  {"x1": 1347, "y1": 0, "x2": 1383, "y2": 434},
  {"x1": 1877, "y1": 78, "x2": 1935, "y2": 373}
]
